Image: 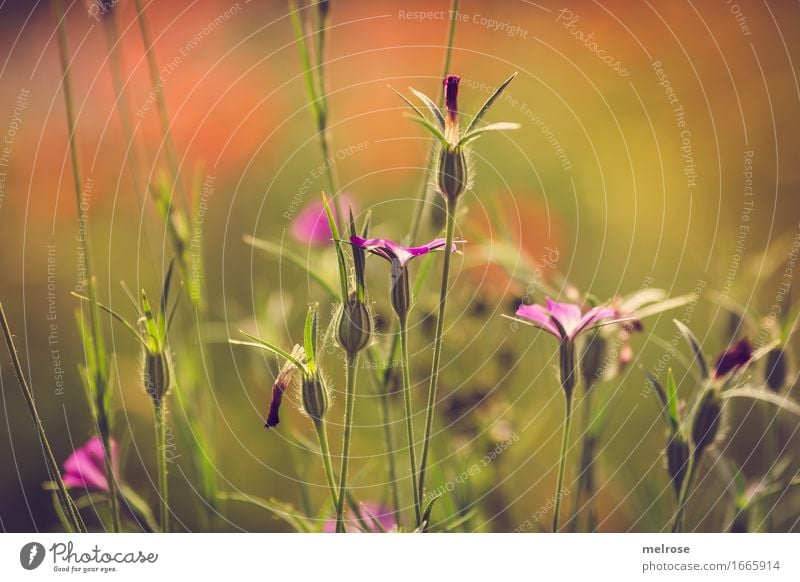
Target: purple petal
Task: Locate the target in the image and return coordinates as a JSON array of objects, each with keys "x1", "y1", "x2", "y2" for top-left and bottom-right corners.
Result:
[
  {"x1": 713, "y1": 337, "x2": 753, "y2": 378},
  {"x1": 292, "y1": 196, "x2": 353, "y2": 246},
  {"x1": 515, "y1": 304, "x2": 560, "y2": 337},
  {"x1": 351, "y1": 236, "x2": 461, "y2": 268},
  {"x1": 62, "y1": 436, "x2": 118, "y2": 492},
  {"x1": 322, "y1": 502, "x2": 397, "y2": 533},
  {"x1": 545, "y1": 298, "x2": 583, "y2": 338},
  {"x1": 571, "y1": 306, "x2": 618, "y2": 340}
]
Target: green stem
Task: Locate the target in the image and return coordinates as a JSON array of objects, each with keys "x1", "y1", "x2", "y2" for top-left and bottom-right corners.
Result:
[
  {"x1": 567, "y1": 385, "x2": 594, "y2": 532},
  {"x1": 133, "y1": 0, "x2": 190, "y2": 214},
  {"x1": 671, "y1": 451, "x2": 699, "y2": 533},
  {"x1": 97, "y1": 410, "x2": 121, "y2": 532},
  {"x1": 1, "y1": 303, "x2": 86, "y2": 533},
  {"x1": 313, "y1": 419, "x2": 340, "y2": 511},
  {"x1": 379, "y1": 387, "x2": 401, "y2": 515},
  {"x1": 417, "y1": 197, "x2": 457, "y2": 505},
  {"x1": 552, "y1": 392, "x2": 574, "y2": 532},
  {"x1": 335, "y1": 353, "x2": 358, "y2": 532},
  {"x1": 154, "y1": 401, "x2": 169, "y2": 532},
  {"x1": 408, "y1": 0, "x2": 460, "y2": 243},
  {"x1": 54, "y1": 0, "x2": 116, "y2": 532},
  {"x1": 399, "y1": 317, "x2": 422, "y2": 526}
]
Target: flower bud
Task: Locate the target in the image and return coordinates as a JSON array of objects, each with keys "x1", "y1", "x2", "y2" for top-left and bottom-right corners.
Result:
[
  {"x1": 764, "y1": 348, "x2": 787, "y2": 392},
  {"x1": 390, "y1": 263, "x2": 411, "y2": 323},
  {"x1": 437, "y1": 145, "x2": 467, "y2": 202},
  {"x1": 337, "y1": 292, "x2": 373, "y2": 355},
  {"x1": 144, "y1": 350, "x2": 171, "y2": 402},
  {"x1": 691, "y1": 387, "x2": 722, "y2": 453},
  {"x1": 301, "y1": 371, "x2": 331, "y2": 421},
  {"x1": 665, "y1": 433, "x2": 690, "y2": 498},
  {"x1": 580, "y1": 333, "x2": 606, "y2": 388}
]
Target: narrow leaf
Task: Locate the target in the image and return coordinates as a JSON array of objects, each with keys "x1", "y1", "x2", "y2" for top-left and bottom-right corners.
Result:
[
  {"x1": 404, "y1": 114, "x2": 448, "y2": 145},
  {"x1": 673, "y1": 319, "x2": 709, "y2": 380},
  {"x1": 458, "y1": 122, "x2": 521, "y2": 147},
  {"x1": 219, "y1": 491, "x2": 312, "y2": 532},
  {"x1": 410, "y1": 87, "x2": 445, "y2": 129},
  {"x1": 465, "y1": 71, "x2": 518, "y2": 134},
  {"x1": 233, "y1": 332, "x2": 305, "y2": 370}
]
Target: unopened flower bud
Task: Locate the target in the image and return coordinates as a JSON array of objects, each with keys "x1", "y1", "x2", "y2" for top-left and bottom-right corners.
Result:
[
  {"x1": 665, "y1": 433, "x2": 690, "y2": 498},
  {"x1": 765, "y1": 348, "x2": 787, "y2": 392},
  {"x1": 580, "y1": 333, "x2": 606, "y2": 388},
  {"x1": 301, "y1": 371, "x2": 331, "y2": 421},
  {"x1": 337, "y1": 292, "x2": 373, "y2": 355},
  {"x1": 265, "y1": 347, "x2": 304, "y2": 428},
  {"x1": 437, "y1": 145, "x2": 467, "y2": 202},
  {"x1": 144, "y1": 350, "x2": 171, "y2": 402},
  {"x1": 691, "y1": 387, "x2": 722, "y2": 453}
]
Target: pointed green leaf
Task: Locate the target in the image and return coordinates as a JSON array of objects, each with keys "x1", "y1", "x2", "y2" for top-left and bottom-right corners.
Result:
[
  {"x1": 666, "y1": 368, "x2": 680, "y2": 429},
  {"x1": 458, "y1": 122, "x2": 521, "y2": 147},
  {"x1": 233, "y1": 332, "x2": 306, "y2": 370},
  {"x1": 673, "y1": 319, "x2": 709, "y2": 380},
  {"x1": 410, "y1": 87, "x2": 445, "y2": 129},
  {"x1": 304, "y1": 303, "x2": 319, "y2": 370},
  {"x1": 321, "y1": 192, "x2": 349, "y2": 301},
  {"x1": 420, "y1": 493, "x2": 441, "y2": 532},
  {"x1": 404, "y1": 114, "x2": 448, "y2": 145},
  {"x1": 388, "y1": 85, "x2": 427, "y2": 122},
  {"x1": 219, "y1": 491, "x2": 312, "y2": 532},
  {"x1": 722, "y1": 387, "x2": 800, "y2": 417},
  {"x1": 465, "y1": 72, "x2": 518, "y2": 134}
]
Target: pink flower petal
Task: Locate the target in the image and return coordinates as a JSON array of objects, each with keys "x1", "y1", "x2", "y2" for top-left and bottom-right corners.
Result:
[
  {"x1": 572, "y1": 306, "x2": 617, "y2": 339},
  {"x1": 62, "y1": 436, "x2": 119, "y2": 493},
  {"x1": 545, "y1": 298, "x2": 583, "y2": 338},
  {"x1": 291, "y1": 196, "x2": 353, "y2": 246},
  {"x1": 516, "y1": 304, "x2": 560, "y2": 337}
]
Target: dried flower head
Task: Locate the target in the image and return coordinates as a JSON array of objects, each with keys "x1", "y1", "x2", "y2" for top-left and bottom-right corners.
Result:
[{"x1": 265, "y1": 345, "x2": 305, "y2": 428}]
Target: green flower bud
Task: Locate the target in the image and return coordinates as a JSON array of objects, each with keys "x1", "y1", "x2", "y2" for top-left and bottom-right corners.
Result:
[
  {"x1": 580, "y1": 333, "x2": 606, "y2": 388},
  {"x1": 437, "y1": 145, "x2": 467, "y2": 202},
  {"x1": 665, "y1": 433, "x2": 690, "y2": 498},
  {"x1": 337, "y1": 292, "x2": 373, "y2": 355},
  {"x1": 301, "y1": 370, "x2": 330, "y2": 421},
  {"x1": 144, "y1": 350, "x2": 171, "y2": 402},
  {"x1": 691, "y1": 387, "x2": 722, "y2": 454},
  {"x1": 765, "y1": 348, "x2": 787, "y2": 392}
]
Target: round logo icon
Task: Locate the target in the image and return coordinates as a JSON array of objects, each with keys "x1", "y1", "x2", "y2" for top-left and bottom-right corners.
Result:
[{"x1": 20, "y1": 542, "x2": 46, "y2": 570}]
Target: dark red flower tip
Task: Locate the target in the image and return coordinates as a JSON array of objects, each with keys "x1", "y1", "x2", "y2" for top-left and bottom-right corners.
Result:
[
  {"x1": 713, "y1": 337, "x2": 753, "y2": 378},
  {"x1": 265, "y1": 382, "x2": 285, "y2": 428},
  {"x1": 443, "y1": 74, "x2": 461, "y2": 121}
]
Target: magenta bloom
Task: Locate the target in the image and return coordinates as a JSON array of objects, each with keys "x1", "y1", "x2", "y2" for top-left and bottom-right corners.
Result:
[
  {"x1": 444, "y1": 74, "x2": 461, "y2": 125},
  {"x1": 713, "y1": 337, "x2": 752, "y2": 378},
  {"x1": 62, "y1": 436, "x2": 118, "y2": 492},
  {"x1": 515, "y1": 298, "x2": 618, "y2": 342},
  {"x1": 323, "y1": 502, "x2": 397, "y2": 533},
  {"x1": 350, "y1": 236, "x2": 459, "y2": 267},
  {"x1": 291, "y1": 196, "x2": 352, "y2": 246}
]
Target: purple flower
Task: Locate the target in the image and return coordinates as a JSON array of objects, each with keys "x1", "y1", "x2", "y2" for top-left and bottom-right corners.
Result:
[
  {"x1": 323, "y1": 502, "x2": 397, "y2": 533},
  {"x1": 713, "y1": 337, "x2": 752, "y2": 378},
  {"x1": 443, "y1": 74, "x2": 461, "y2": 135},
  {"x1": 62, "y1": 436, "x2": 118, "y2": 492},
  {"x1": 350, "y1": 235, "x2": 461, "y2": 320},
  {"x1": 350, "y1": 236, "x2": 459, "y2": 268},
  {"x1": 291, "y1": 196, "x2": 353, "y2": 246},
  {"x1": 515, "y1": 298, "x2": 618, "y2": 342}
]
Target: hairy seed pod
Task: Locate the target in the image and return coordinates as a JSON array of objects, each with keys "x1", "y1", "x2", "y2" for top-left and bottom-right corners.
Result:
[
  {"x1": 665, "y1": 434, "x2": 690, "y2": 498},
  {"x1": 437, "y1": 146, "x2": 467, "y2": 202},
  {"x1": 301, "y1": 371, "x2": 330, "y2": 421},
  {"x1": 691, "y1": 387, "x2": 722, "y2": 454},
  {"x1": 390, "y1": 264, "x2": 411, "y2": 323},
  {"x1": 764, "y1": 348, "x2": 787, "y2": 392},
  {"x1": 580, "y1": 333, "x2": 606, "y2": 388},
  {"x1": 144, "y1": 351, "x2": 171, "y2": 402},
  {"x1": 337, "y1": 292, "x2": 373, "y2": 355}
]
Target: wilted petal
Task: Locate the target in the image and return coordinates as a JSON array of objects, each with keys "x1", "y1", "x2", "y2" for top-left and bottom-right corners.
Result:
[{"x1": 713, "y1": 337, "x2": 753, "y2": 378}]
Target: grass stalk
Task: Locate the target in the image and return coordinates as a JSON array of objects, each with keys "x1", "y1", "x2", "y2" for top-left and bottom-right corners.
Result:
[
  {"x1": 552, "y1": 392, "x2": 574, "y2": 532},
  {"x1": 335, "y1": 352, "x2": 358, "y2": 532},
  {"x1": 399, "y1": 317, "x2": 422, "y2": 526}
]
